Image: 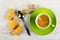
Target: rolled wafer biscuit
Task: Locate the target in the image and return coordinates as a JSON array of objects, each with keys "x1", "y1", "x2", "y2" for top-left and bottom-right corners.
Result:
[
  {"x1": 7, "y1": 9, "x2": 15, "y2": 20},
  {"x1": 12, "y1": 25, "x2": 23, "y2": 35},
  {"x1": 9, "y1": 18, "x2": 18, "y2": 30}
]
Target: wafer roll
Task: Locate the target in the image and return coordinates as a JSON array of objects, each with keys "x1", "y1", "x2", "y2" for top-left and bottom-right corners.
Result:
[
  {"x1": 7, "y1": 9, "x2": 15, "y2": 20},
  {"x1": 9, "y1": 18, "x2": 18, "y2": 30}
]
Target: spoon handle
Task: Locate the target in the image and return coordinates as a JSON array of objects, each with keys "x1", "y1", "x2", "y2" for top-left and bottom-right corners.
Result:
[
  {"x1": 24, "y1": 23, "x2": 30, "y2": 36},
  {"x1": 22, "y1": 19, "x2": 30, "y2": 36}
]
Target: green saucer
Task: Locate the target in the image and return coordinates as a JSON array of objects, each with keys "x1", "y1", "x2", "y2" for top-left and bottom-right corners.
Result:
[{"x1": 30, "y1": 8, "x2": 56, "y2": 35}]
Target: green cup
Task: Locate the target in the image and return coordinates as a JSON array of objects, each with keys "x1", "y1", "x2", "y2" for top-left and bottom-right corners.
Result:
[{"x1": 30, "y1": 8, "x2": 56, "y2": 35}]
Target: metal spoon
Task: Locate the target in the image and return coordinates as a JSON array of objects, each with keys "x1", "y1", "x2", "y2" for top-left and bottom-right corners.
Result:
[{"x1": 16, "y1": 10, "x2": 30, "y2": 36}]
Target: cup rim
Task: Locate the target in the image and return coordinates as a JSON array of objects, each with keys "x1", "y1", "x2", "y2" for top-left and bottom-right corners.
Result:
[{"x1": 35, "y1": 13, "x2": 51, "y2": 29}]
